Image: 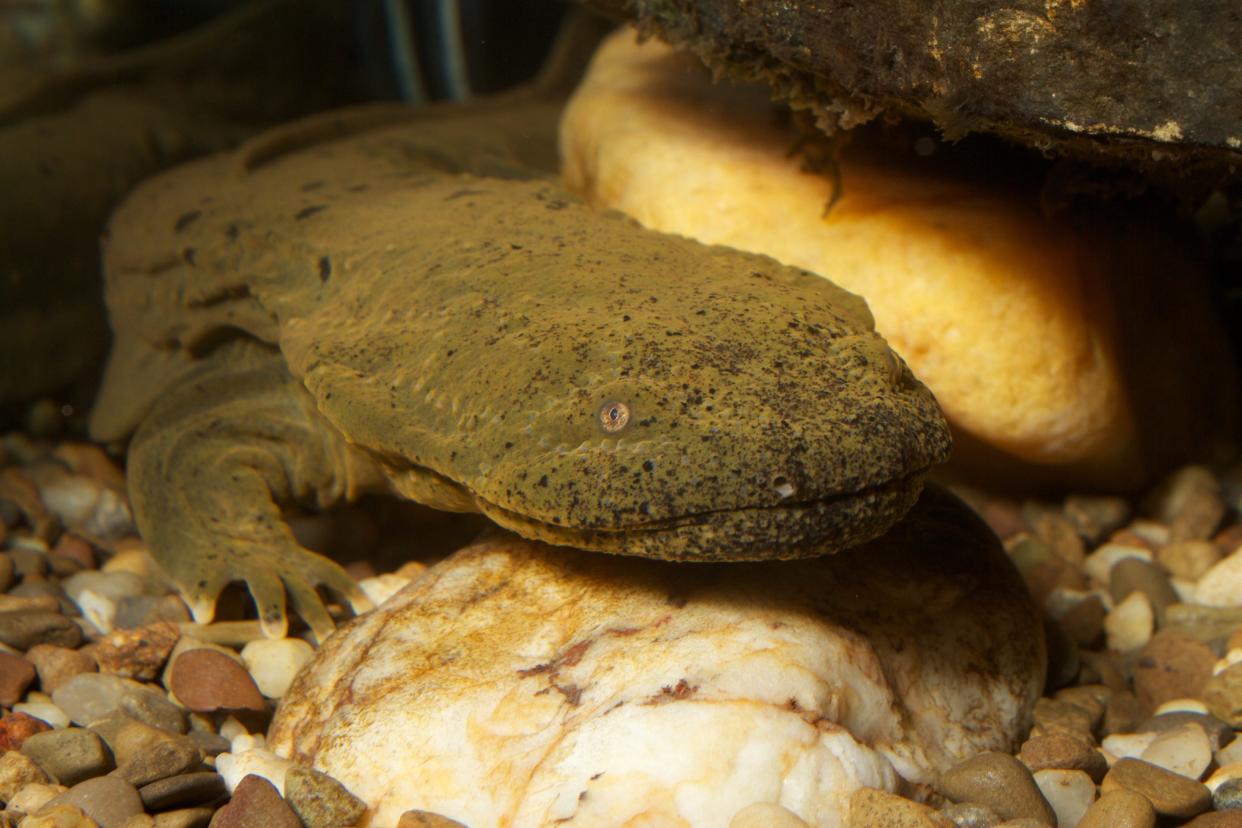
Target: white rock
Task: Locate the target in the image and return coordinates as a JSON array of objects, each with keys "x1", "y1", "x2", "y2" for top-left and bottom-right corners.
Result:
[
  {"x1": 216, "y1": 748, "x2": 292, "y2": 794},
  {"x1": 1083, "y1": 544, "x2": 1152, "y2": 586},
  {"x1": 1206, "y1": 762, "x2": 1242, "y2": 792},
  {"x1": 359, "y1": 573, "x2": 416, "y2": 608},
  {"x1": 1101, "y1": 732, "x2": 1158, "y2": 762},
  {"x1": 62, "y1": 569, "x2": 145, "y2": 604},
  {"x1": 1034, "y1": 768, "x2": 1095, "y2": 828},
  {"x1": 1104, "y1": 591, "x2": 1154, "y2": 652},
  {"x1": 1170, "y1": 578, "x2": 1199, "y2": 603},
  {"x1": 1126, "y1": 520, "x2": 1171, "y2": 548},
  {"x1": 74, "y1": 588, "x2": 118, "y2": 634},
  {"x1": 1214, "y1": 648, "x2": 1242, "y2": 676},
  {"x1": 1140, "y1": 722, "x2": 1213, "y2": 779},
  {"x1": 1196, "y1": 549, "x2": 1242, "y2": 606},
  {"x1": 1155, "y1": 698, "x2": 1210, "y2": 715},
  {"x1": 241, "y1": 638, "x2": 315, "y2": 699},
  {"x1": 731, "y1": 802, "x2": 810, "y2": 828},
  {"x1": 12, "y1": 699, "x2": 70, "y2": 729},
  {"x1": 1217, "y1": 738, "x2": 1242, "y2": 766},
  {"x1": 269, "y1": 491, "x2": 1044, "y2": 828},
  {"x1": 232, "y1": 732, "x2": 267, "y2": 753},
  {"x1": 8, "y1": 782, "x2": 68, "y2": 814}
]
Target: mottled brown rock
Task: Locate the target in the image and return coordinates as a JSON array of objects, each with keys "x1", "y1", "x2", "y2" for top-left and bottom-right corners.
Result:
[
  {"x1": 0, "y1": 711, "x2": 52, "y2": 751},
  {"x1": 0, "y1": 650, "x2": 36, "y2": 706},
  {"x1": 27, "y1": 645, "x2": 98, "y2": 694},
  {"x1": 848, "y1": 787, "x2": 954, "y2": 827},
  {"x1": 1101, "y1": 757, "x2": 1211, "y2": 820},
  {"x1": 1132, "y1": 630, "x2": 1216, "y2": 710},
  {"x1": 168, "y1": 651, "x2": 264, "y2": 714},
  {"x1": 283, "y1": 766, "x2": 365, "y2": 828},
  {"x1": 1018, "y1": 732, "x2": 1107, "y2": 782},
  {"x1": 94, "y1": 622, "x2": 180, "y2": 681},
  {"x1": 937, "y1": 752, "x2": 1056, "y2": 825},
  {"x1": 1157, "y1": 540, "x2": 1223, "y2": 582},
  {"x1": 1203, "y1": 663, "x2": 1242, "y2": 727},
  {"x1": 592, "y1": 0, "x2": 1242, "y2": 178},
  {"x1": 207, "y1": 775, "x2": 300, "y2": 828}
]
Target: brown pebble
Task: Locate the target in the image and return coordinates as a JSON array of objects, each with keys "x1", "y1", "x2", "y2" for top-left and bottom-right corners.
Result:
[
  {"x1": 1058, "y1": 594, "x2": 1106, "y2": 646},
  {"x1": 46, "y1": 775, "x2": 144, "y2": 828},
  {"x1": 1076, "y1": 788, "x2": 1155, "y2": 828},
  {"x1": 138, "y1": 771, "x2": 226, "y2": 811},
  {"x1": 0, "y1": 711, "x2": 52, "y2": 750},
  {"x1": 1135, "y1": 710, "x2": 1234, "y2": 751},
  {"x1": 1110, "y1": 558, "x2": 1178, "y2": 626},
  {"x1": 0, "y1": 749, "x2": 50, "y2": 801},
  {"x1": 1103, "y1": 691, "x2": 1145, "y2": 735},
  {"x1": 937, "y1": 752, "x2": 1056, "y2": 825},
  {"x1": 1018, "y1": 732, "x2": 1108, "y2": 782},
  {"x1": 283, "y1": 765, "x2": 365, "y2": 828},
  {"x1": 396, "y1": 811, "x2": 470, "y2": 828},
  {"x1": 1053, "y1": 684, "x2": 1109, "y2": 728},
  {"x1": 1154, "y1": 465, "x2": 1226, "y2": 541},
  {"x1": 1031, "y1": 698, "x2": 1094, "y2": 741},
  {"x1": 1203, "y1": 662, "x2": 1242, "y2": 727},
  {"x1": 847, "y1": 787, "x2": 954, "y2": 827},
  {"x1": 1133, "y1": 629, "x2": 1216, "y2": 709},
  {"x1": 169, "y1": 650, "x2": 264, "y2": 714},
  {"x1": 50, "y1": 535, "x2": 95, "y2": 571},
  {"x1": 0, "y1": 553, "x2": 13, "y2": 593},
  {"x1": 109, "y1": 736, "x2": 202, "y2": 787},
  {"x1": 207, "y1": 774, "x2": 300, "y2": 828},
  {"x1": 1184, "y1": 811, "x2": 1242, "y2": 828},
  {"x1": 22, "y1": 727, "x2": 115, "y2": 787},
  {"x1": 27, "y1": 644, "x2": 98, "y2": 693},
  {"x1": 0, "y1": 650, "x2": 36, "y2": 706},
  {"x1": 1101, "y1": 757, "x2": 1211, "y2": 819},
  {"x1": 95, "y1": 622, "x2": 180, "y2": 681},
  {"x1": 0, "y1": 610, "x2": 82, "y2": 650},
  {"x1": 1031, "y1": 510, "x2": 1086, "y2": 566},
  {"x1": 1158, "y1": 540, "x2": 1223, "y2": 581},
  {"x1": 1064, "y1": 495, "x2": 1130, "y2": 546},
  {"x1": 152, "y1": 807, "x2": 216, "y2": 828}
]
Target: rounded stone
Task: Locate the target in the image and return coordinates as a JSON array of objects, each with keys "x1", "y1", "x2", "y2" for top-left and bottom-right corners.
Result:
[
  {"x1": 51, "y1": 673, "x2": 186, "y2": 733},
  {"x1": 207, "y1": 773, "x2": 300, "y2": 828},
  {"x1": 137, "y1": 771, "x2": 226, "y2": 810},
  {"x1": 21, "y1": 727, "x2": 115, "y2": 786},
  {"x1": 1076, "y1": 788, "x2": 1156, "y2": 828},
  {"x1": 1018, "y1": 732, "x2": 1107, "y2": 781},
  {"x1": 0, "y1": 650, "x2": 36, "y2": 706},
  {"x1": 847, "y1": 787, "x2": 954, "y2": 827},
  {"x1": 46, "y1": 775, "x2": 144, "y2": 828},
  {"x1": 282, "y1": 766, "x2": 365, "y2": 828},
  {"x1": 1033, "y1": 768, "x2": 1094, "y2": 828},
  {"x1": 1101, "y1": 757, "x2": 1212, "y2": 819},
  {"x1": 1110, "y1": 558, "x2": 1178, "y2": 625},
  {"x1": 1215, "y1": 776, "x2": 1242, "y2": 811},
  {"x1": 168, "y1": 650, "x2": 265, "y2": 714},
  {"x1": 937, "y1": 752, "x2": 1056, "y2": 825},
  {"x1": 0, "y1": 611, "x2": 82, "y2": 650},
  {"x1": 0, "y1": 749, "x2": 50, "y2": 802},
  {"x1": 1139, "y1": 721, "x2": 1213, "y2": 780},
  {"x1": 1133, "y1": 630, "x2": 1216, "y2": 709},
  {"x1": 1203, "y1": 663, "x2": 1242, "y2": 727}
]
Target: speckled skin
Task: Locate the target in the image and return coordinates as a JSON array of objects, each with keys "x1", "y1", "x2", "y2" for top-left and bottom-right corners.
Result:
[{"x1": 91, "y1": 97, "x2": 950, "y2": 640}]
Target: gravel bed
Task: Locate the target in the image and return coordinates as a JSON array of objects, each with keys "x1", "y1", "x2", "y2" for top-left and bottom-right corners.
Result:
[{"x1": 1, "y1": 427, "x2": 1241, "y2": 828}]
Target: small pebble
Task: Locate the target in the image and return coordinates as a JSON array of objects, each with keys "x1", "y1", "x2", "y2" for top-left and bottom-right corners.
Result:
[
  {"x1": 938, "y1": 802, "x2": 1001, "y2": 828},
  {"x1": 52, "y1": 673, "x2": 187, "y2": 733},
  {"x1": 1018, "y1": 732, "x2": 1107, "y2": 781},
  {"x1": 729, "y1": 802, "x2": 809, "y2": 827},
  {"x1": 0, "y1": 611, "x2": 83, "y2": 650},
  {"x1": 238, "y1": 639, "x2": 313, "y2": 700},
  {"x1": 847, "y1": 786, "x2": 953, "y2": 827},
  {"x1": 1137, "y1": 711, "x2": 1234, "y2": 751},
  {"x1": 1101, "y1": 757, "x2": 1212, "y2": 819},
  {"x1": 1032, "y1": 768, "x2": 1094, "y2": 828},
  {"x1": 168, "y1": 650, "x2": 265, "y2": 714},
  {"x1": 1031, "y1": 698, "x2": 1095, "y2": 741},
  {"x1": 22, "y1": 727, "x2": 115, "y2": 787},
  {"x1": 26, "y1": 644, "x2": 98, "y2": 693},
  {"x1": 45, "y1": 775, "x2": 144, "y2": 828},
  {"x1": 109, "y1": 736, "x2": 202, "y2": 787},
  {"x1": 937, "y1": 752, "x2": 1056, "y2": 825},
  {"x1": 1110, "y1": 558, "x2": 1178, "y2": 625},
  {"x1": 1076, "y1": 788, "x2": 1156, "y2": 828},
  {"x1": 1198, "y1": 550, "x2": 1242, "y2": 607},
  {"x1": 0, "y1": 650, "x2": 36, "y2": 705},
  {"x1": 1105, "y1": 591, "x2": 1154, "y2": 652},
  {"x1": 396, "y1": 812, "x2": 470, "y2": 828},
  {"x1": 1214, "y1": 777, "x2": 1242, "y2": 810},
  {"x1": 1158, "y1": 540, "x2": 1223, "y2": 582},
  {"x1": 282, "y1": 765, "x2": 365, "y2": 828},
  {"x1": 214, "y1": 749, "x2": 291, "y2": 794},
  {"x1": 1132, "y1": 629, "x2": 1217, "y2": 710},
  {"x1": 1139, "y1": 721, "x2": 1213, "y2": 779},
  {"x1": 138, "y1": 771, "x2": 227, "y2": 811},
  {"x1": 1203, "y1": 663, "x2": 1242, "y2": 727},
  {"x1": 207, "y1": 774, "x2": 300, "y2": 828},
  {"x1": 94, "y1": 622, "x2": 180, "y2": 681},
  {"x1": 1083, "y1": 544, "x2": 1151, "y2": 587},
  {"x1": 1154, "y1": 466, "x2": 1226, "y2": 542},
  {"x1": 0, "y1": 749, "x2": 50, "y2": 801},
  {"x1": 0, "y1": 710, "x2": 53, "y2": 748}
]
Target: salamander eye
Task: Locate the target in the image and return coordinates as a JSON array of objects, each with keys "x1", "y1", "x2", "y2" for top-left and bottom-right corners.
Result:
[{"x1": 598, "y1": 401, "x2": 631, "y2": 433}]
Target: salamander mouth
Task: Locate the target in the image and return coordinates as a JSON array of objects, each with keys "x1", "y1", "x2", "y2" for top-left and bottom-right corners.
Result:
[{"x1": 474, "y1": 470, "x2": 931, "y2": 562}]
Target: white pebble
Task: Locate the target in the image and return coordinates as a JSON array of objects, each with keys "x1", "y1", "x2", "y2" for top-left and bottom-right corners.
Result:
[
  {"x1": 1170, "y1": 578, "x2": 1199, "y2": 603},
  {"x1": 219, "y1": 716, "x2": 250, "y2": 741},
  {"x1": 1214, "y1": 648, "x2": 1242, "y2": 676},
  {"x1": 1034, "y1": 768, "x2": 1095, "y2": 828},
  {"x1": 730, "y1": 802, "x2": 809, "y2": 828},
  {"x1": 1084, "y1": 544, "x2": 1152, "y2": 586},
  {"x1": 231, "y1": 732, "x2": 267, "y2": 753},
  {"x1": 1104, "y1": 591, "x2": 1154, "y2": 652},
  {"x1": 359, "y1": 572, "x2": 415, "y2": 607},
  {"x1": 12, "y1": 699, "x2": 70, "y2": 729},
  {"x1": 1127, "y1": 519, "x2": 1171, "y2": 548},
  {"x1": 62, "y1": 569, "x2": 145, "y2": 604},
  {"x1": 1195, "y1": 549, "x2": 1242, "y2": 607},
  {"x1": 241, "y1": 637, "x2": 315, "y2": 699},
  {"x1": 8, "y1": 531, "x2": 48, "y2": 553},
  {"x1": 1206, "y1": 762, "x2": 1242, "y2": 792},
  {"x1": 1155, "y1": 698, "x2": 1210, "y2": 715},
  {"x1": 216, "y1": 748, "x2": 292, "y2": 794},
  {"x1": 1140, "y1": 722, "x2": 1213, "y2": 780},
  {"x1": 74, "y1": 589, "x2": 118, "y2": 634},
  {"x1": 1217, "y1": 738, "x2": 1242, "y2": 766},
  {"x1": 1102, "y1": 732, "x2": 1158, "y2": 761}
]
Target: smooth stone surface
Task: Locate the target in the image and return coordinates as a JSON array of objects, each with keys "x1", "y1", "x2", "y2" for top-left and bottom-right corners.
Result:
[
  {"x1": 238, "y1": 639, "x2": 313, "y2": 700},
  {"x1": 730, "y1": 802, "x2": 811, "y2": 828},
  {"x1": 206, "y1": 774, "x2": 300, "y2": 828},
  {"x1": 45, "y1": 776, "x2": 144, "y2": 828},
  {"x1": 0, "y1": 650, "x2": 35, "y2": 706},
  {"x1": 26, "y1": 645, "x2": 98, "y2": 694},
  {"x1": 0, "y1": 611, "x2": 82, "y2": 650},
  {"x1": 1105, "y1": 592, "x2": 1153, "y2": 652},
  {"x1": 1133, "y1": 630, "x2": 1216, "y2": 709},
  {"x1": 1101, "y1": 757, "x2": 1212, "y2": 819},
  {"x1": 138, "y1": 771, "x2": 226, "y2": 811},
  {"x1": 51, "y1": 673, "x2": 186, "y2": 733},
  {"x1": 1204, "y1": 663, "x2": 1242, "y2": 727},
  {"x1": 109, "y1": 736, "x2": 202, "y2": 787},
  {"x1": 270, "y1": 495, "x2": 1045, "y2": 828},
  {"x1": 21, "y1": 727, "x2": 115, "y2": 786},
  {"x1": 168, "y1": 651, "x2": 265, "y2": 714},
  {"x1": 937, "y1": 753, "x2": 1056, "y2": 825},
  {"x1": 281, "y1": 766, "x2": 364, "y2": 828},
  {"x1": 1139, "y1": 721, "x2": 1213, "y2": 779},
  {"x1": 847, "y1": 787, "x2": 954, "y2": 827},
  {"x1": 1110, "y1": 558, "x2": 1178, "y2": 625},
  {"x1": 1018, "y1": 732, "x2": 1107, "y2": 781},
  {"x1": 1033, "y1": 768, "x2": 1094, "y2": 828},
  {"x1": 1075, "y1": 788, "x2": 1156, "y2": 828}
]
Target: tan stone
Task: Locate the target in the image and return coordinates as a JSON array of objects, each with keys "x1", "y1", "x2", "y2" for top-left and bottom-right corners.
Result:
[
  {"x1": 847, "y1": 788, "x2": 953, "y2": 828},
  {"x1": 1076, "y1": 789, "x2": 1156, "y2": 828},
  {"x1": 1101, "y1": 757, "x2": 1211, "y2": 819},
  {"x1": 1133, "y1": 630, "x2": 1216, "y2": 710}
]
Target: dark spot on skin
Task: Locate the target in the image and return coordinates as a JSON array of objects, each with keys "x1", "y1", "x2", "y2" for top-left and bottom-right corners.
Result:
[
  {"x1": 446, "y1": 188, "x2": 490, "y2": 201},
  {"x1": 225, "y1": 223, "x2": 240, "y2": 241},
  {"x1": 295, "y1": 205, "x2": 326, "y2": 221},
  {"x1": 642, "y1": 460, "x2": 655, "y2": 472},
  {"x1": 318, "y1": 256, "x2": 331, "y2": 283},
  {"x1": 182, "y1": 248, "x2": 197, "y2": 265},
  {"x1": 537, "y1": 475, "x2": 549, "y2": 487},
  {"x1": 174, "y1": 210, "x2": 201, "y2": 232},
  {"x1": 347, "y1": 183, "x2": 368, "y2": 193},
  {"x1": 301, "y1": 180, "x2": 326, "y2": 191},
  {"x1": 544, "y1": 199, "x2": 568, "y2": 210},
  {"x1": 504, "y1": 441, "x2": 514, "y2": 449}
]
